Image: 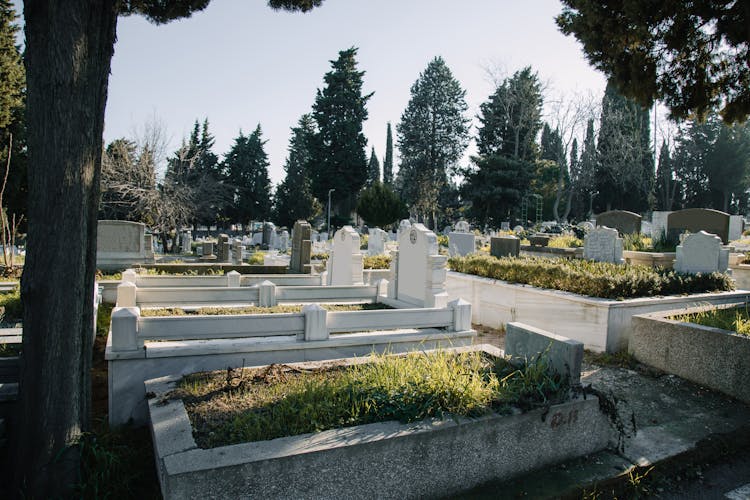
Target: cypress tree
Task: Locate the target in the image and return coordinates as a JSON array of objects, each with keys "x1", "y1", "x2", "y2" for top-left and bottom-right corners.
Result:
[
  {"x1": 383, "y1": 122, "x2": 394, "y2": 185},
  {"x1": 366, "y1": 147, "x2": 380, "y2": 186},
  {"x1": 309, "y1": 47, "x2": 373, "y2": 220}
]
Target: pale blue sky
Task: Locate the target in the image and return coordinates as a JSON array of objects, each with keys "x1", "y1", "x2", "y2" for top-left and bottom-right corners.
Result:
[{"x1": 58, "y1": 1, "x2": 609, "y2": 183}]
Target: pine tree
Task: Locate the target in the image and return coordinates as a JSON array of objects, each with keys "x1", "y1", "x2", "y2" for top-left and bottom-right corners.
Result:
[
  {"x1": 396, "y1": 56, "x2": 469, "y2": 227},
  {"x1": 356, "y1": 182, "x2": 405, "y2": 228},
  {"x1": 383, "y1": 122, "x2": 394, "y2": 185},
  {"x1": 595, "y1": 80, "x2": 654, "y2": 213},
  {"x1": 476, "y1": 67, "x2": 543, "y2": 161},
  {"x1": 577, "y1": 119, "x2": 598, "y2": 217},
  {"x1": 366, "y1": 147, "x2": 380, "y2": 186},
  {"x1": 274, "y1": 114, "x2": 320, "y2": 227},
  {"x1": 655, "y1": 140, "x2": 678, "y2": 211},
  {"x1": 309, "y1": 47, "x2": 373, "y2": 220},
  {"x1": 224, "y1": 124, "x2": 273, "y2": 224}
]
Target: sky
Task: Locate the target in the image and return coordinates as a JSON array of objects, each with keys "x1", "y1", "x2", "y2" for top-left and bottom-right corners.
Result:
[{"x1": 98, "y1": 0, "x2": 608, "y2": 184}]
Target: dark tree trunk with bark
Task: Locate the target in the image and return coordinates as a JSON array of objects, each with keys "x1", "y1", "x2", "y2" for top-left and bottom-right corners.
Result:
[{"x1": 13, "y1": 1, "x2": 118, "y2": 496}]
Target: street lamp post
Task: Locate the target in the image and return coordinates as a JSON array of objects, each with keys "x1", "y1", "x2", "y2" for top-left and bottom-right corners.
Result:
[{"x1": 327, "y1": 188, "x2": 335, "y2": 237}]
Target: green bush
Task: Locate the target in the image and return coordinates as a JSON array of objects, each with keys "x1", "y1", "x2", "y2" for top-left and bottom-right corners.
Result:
[
  {"x1": 548, "y1": 235, "x2": 583, "y2": 248},
  {"x1": 363, "y1": 255, "x2": 391, "y2": 269},
  {"x1": 448, "y1": 254, "x2": 734, "y2": 299},
  {"x1": 437, "y1": 235, "x2": 449, "y2": 247},
  {"x1": 247, "y1": 251, "x2": 265, "y2": 265},
  {"x1": 0, "y1": 289, "x2": 22, "y2": 323}
]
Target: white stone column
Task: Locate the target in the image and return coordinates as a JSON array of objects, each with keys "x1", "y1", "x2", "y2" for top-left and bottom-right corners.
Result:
[{"x1": 303, "y1": 303, "x2": 328, "y2": 341}]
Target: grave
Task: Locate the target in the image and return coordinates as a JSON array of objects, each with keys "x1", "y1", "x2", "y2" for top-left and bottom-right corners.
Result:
[
  {"x1": 290, "y1": 220, "x2": 312, "y2": 274},
  {"x1": 217, "y1": 234, "x2": 230, "y2": 262},
  {"x1": 96, "y1": 220, "x2": 155, "y2": 271},
  {"x1": 387, "y1": 224, "x2": 448, "y2": 308},
  {"x1": 595, "y1": 210, "x2": 641, "y2": 235},
  {"x1": 180, "y1": 231, "x2": 192, "y2": 254},
  {"x1": 490, "y1": 236, "x2": 520, "y2": 258},
  {"x1": 262, "y1": 222, "x2": 275, "y2": 250},
  {"x1": 279, "y1": 230, "x2": 290, "y2": 252},
  {"x1": 513, "y1": 225, "x2": 525, "y2": 234},
  {"x1": 674, "y1": 231, "x2": 729, "y2": 274},
  {"x1": 448, "y1": 232, "x2": 476, "y2": 256},
  {"x1": 398, "y1": 219, "x2": 412, "y2": 236},
  {"x1": 729, "y1": 215, "x2": 743, "y2": 241},
  {"x1": 199, "y1": 241, "x2": 216, "y2": 261},
  {"x1": 231, "y1": 239, "x2": 243, "y2": 264},
  {"x1": 527, "y1": 234, "x2": 550, "y2": 247},
  {"x1": 667, "y1": 208, "x2": 729, "y2": 243},
  {"x1": 326, "y1": 226, "x2": 364, "y2": 286},
  {"x1": 500, "y1": 221, "x2": 510, "y2": 231},
  {"x1": 650, "y1": 211, "x2": 671, "y2": 241},
  {"x1": 454, "y1": 220, "x2": 471, "y2": 233},
  {"x1": 583, "y1": 226, "x2": 623, "y2": 264},
  {"x1": 367, "y1": 228, "x2": 387, "y2": 256},
  {"x1": 577, "y1": 221, "x2": 595, "y2": 232}
]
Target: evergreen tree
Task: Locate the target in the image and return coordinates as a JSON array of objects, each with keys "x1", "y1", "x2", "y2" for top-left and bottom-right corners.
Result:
[
  {"x1": 0, "y1": 0, "x2": 25, "y2": 222},
  {"x1": 462, "y1": 155, "x2": 532, "y2": 227},
  {"x1": 224, "y1": 124, "x2": 273, "y2": 224},
  {"x1": 198, "y1": 118, "x2": 221, "y2": 178},
  {"x1": 274, "y1": 114, "x2": 320, "y2": 227},
  {"x1": 366, "y1": 147, "x2": 380, "y2": 186},
  {"x1": 707, "y1": 122, "x2": 750, "y2": 213},
  {"x1": 476, "y1": 66, "x2": 543, "y2": 161},
  {"x1": 396, "y1": 56, "x2": 469, "y2": 227},
  {"x1": 309, "y1": 47, "x2": 372, "y2": 219},
  {"x1": 356, "y1": 182, "x2": 406, "y2": 228},
  {"x1": 576, "y1": 119, "x2": 598, "y2": 217},
  {"x1": 594, "y1": 80, "x2": 654, "y2": 212},
  {"x1": 383, "y1": 122, "x2": 394, "y2": 185},
  {"x1": 539, "y1": 123, "x2": 567, "y2": 220}
]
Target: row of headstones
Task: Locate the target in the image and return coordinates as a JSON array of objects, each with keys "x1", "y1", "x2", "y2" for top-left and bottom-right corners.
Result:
[
  {"x1": 594, "y1": 209, "x2": 744, "y2": 244},
  {"x1": 325, "y1": 222, "x2": 449, "y2": 307},
  {"x1": 490, "y1": 227, "x2": 729, "y2": 274}
]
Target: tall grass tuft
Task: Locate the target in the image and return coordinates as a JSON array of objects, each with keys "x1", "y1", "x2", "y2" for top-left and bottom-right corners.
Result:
[
  {"x1": 177, "y1": 350, "x2": 567, "y2": 448},
  {"x1": 673, "y1": 305, "x2": 750, "y2": 336}
]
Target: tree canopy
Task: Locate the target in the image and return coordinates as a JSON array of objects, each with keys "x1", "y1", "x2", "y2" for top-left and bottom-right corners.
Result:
[{"x1": 557, "y1": 0, "x2": 750, "y2": 122}]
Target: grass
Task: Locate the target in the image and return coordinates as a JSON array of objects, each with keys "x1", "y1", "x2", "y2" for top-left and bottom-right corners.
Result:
[
  {"x1": 0, "y1": 288, "x2": 22, "y2": 323},
  {"x1": 672, "y1": 305, "x2": 750, "y2": 336},
  {"x1": 174, "y1": 349, "x2": 568, "y2": 448},
  {"x1": 247, "y1": 251, "x2": 265, "y2": 265},
  {"x1": 141, "y1": 302, "x2": 392, "y2": 317},
  {"x1": 96, "y1": 302, "x2": 114, "y2": 337},
  {"x1": 622, "y1": 232, "x2": 677, "y2": 252},
  {"x1": 448, "y1": 254, "x2": 735, "y2": 300},
  {"x1": 97, "y1": 267, "x2": 226, "y2": 280}
]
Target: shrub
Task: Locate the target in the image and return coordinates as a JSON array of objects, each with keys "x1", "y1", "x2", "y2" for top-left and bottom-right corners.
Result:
[
  {"x1": 356, "y1": 182, "x2": 407, "y2": 227},
  {"x1": 363, "y1": 254, "x2": 391, "y2": 269},
  {"x1": 247, "y1": 251, "x2": 265, "y2": 265},
  {"x1": 437, "y1": 235, "x2": 449, "y2": 247},
  {"x1": 548, "y1": 235, "x2": 583, "y2": 248},
  {"x1": 448, "y1": 254, "x2": 734, "y2": 299},
  {"x1": 622, "y1": 233, "x2": 651, "y2": 251},
  {"x1": 0, "y1": 289, "x2": 22, "y2": 323}
]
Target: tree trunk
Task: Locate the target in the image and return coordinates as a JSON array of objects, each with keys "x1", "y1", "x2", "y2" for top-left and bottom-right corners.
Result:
[{"x1": 14, "y1": 1, "x2": 118, "y2": 497}]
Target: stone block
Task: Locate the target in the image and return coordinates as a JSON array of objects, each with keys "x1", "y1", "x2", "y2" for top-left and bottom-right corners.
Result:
[
  {"x1": 675, "y1": 230, "x2": 729, "y2": 274},
  {"x1": 448, "y1": 232, "x2": 475, "y2": 256},
  {"x1": 490, "y1": 236, "x2": 520, "y2": 258},
  {"x1": 668, "y1": 208, "x2": 730, "y2": 243},
  {"x1": 595, "y1": 210, "x2": 642, "y2": 235},
  {"x1": 505, "y1": 322, "x2": 583, "y2": 384},
  {"x1": 583, "y1": 226, "x2": 623, "y2": 264}
]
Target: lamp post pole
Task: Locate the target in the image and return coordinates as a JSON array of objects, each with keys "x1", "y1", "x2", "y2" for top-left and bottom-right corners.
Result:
[{"x1": 327, "y1": 188, "x2": 335, "y2": 237}]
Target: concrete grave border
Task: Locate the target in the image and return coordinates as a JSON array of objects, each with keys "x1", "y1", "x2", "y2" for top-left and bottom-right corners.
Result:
[
  {"x1": 629, "y1": 302, "x2": 750, "y2": 403},
  {"x1": 146, "y1": 345, "x2": 613, "y2": 500}
]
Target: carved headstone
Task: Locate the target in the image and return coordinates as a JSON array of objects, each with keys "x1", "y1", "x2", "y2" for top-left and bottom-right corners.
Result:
[
  {"x1": 200, "y1": 241, "x2": 216, "y2": 261},
  {"x1": 367, "y1": 228, "x2": 387, "y2": 256},
  {"x1": 454, "y1": 220, "x2": 471, "y2": 233},
  {"x1": 448, "y1": 232, "x2": 476, "y2": 256},
  {"x1": 217, "y1": 234, "x2": 230, "y2": 262},
  {"x1": 729, "y1": 215, "x2": 743, "y2": 242},
  {"x1": 388, "y1": 224, "x2": 448, "y2": 308},
  {"x1": 290, "y1": 220, "x2": 312, "y2": 273},
  {"x1": 596, "y1": 210, "x2": 642, "y2": 235},
  {"x1": 96, "y1": 220, "x2": 156, "y2": 270},
  {"x1": 668, "y1": 208, "x2": 730, "y2": 243},
  {"x1": 326, "y1": 226, "x2": 364, "y2": 285},
  {"x1": 583, "y1": 226, "x2": 623, "y2": 264},
  {"x1": 490, "y1": 236, "x2": 520, "y2": 258},
  {"x1": 675, "y1": 231, "x2": 729, "y2": 274}
]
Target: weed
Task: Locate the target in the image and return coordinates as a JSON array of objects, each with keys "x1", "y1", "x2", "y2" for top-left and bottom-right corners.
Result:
[
  {"x1": 247, "y1": 251, "x2": 265, "y2": 265},
  {"x1": 176, "y1": 350, "x2": 567, "y2": 448},
  {"x1": 96, "y1": 303, "x2": 114, "y2": 337},
  {"x1": 363, "y1": 254, "x2": 391, "y2": 269},
  {"x1": 141, "y1": 302, "x2": 392, "y2": 317},
  {"x1": 548, "y1": 235, "x2": 583, "y2": 248},
  {"x1": 673, "y1": 305, "x2": 750, "y2": 336}
]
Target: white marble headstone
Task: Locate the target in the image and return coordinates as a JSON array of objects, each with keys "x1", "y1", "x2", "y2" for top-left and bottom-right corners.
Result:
[
  {"x1": 398, "y1": 219, "x2": 412, "y2": 236},
  {"x1": 448, "y1": 232, "x2": 476, "y2": 256},
  {"x1": 454, "y1": 220, "x2": 471, "y2": 233},
  {"x1": 583, "y1": 226, "x2": 623, "y2": 264},
  {"x1": 367, "y1": 228, "x2": 387, "y2": 256},
  {"x1": 651, "y1": 210, "x2": 672, "y2": 242},
  {"x1": 326, "y1": 226, "x2": 364, "y2": 285},
  {"x1": 729, "y1": 215, "x2": 743, "y2": 242},
  {"x1": 390, "y1": 223, "x2": 448, "y2": 308},
  {"x1": 675, "y1": 231, "x2": 729, "y2": 274}
]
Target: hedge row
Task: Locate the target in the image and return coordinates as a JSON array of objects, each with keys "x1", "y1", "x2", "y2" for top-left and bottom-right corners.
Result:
[{"x1": 448, "y1": 254, "x2": 734, "y2": 300}]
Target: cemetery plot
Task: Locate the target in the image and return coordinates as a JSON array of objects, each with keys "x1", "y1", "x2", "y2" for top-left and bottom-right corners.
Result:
[
  {"x1": 146, "y1": 344, "x2": 613, "y2": 499},
  {"x1": 630, "y1": 303, "x2": 750, "y2": 403}
]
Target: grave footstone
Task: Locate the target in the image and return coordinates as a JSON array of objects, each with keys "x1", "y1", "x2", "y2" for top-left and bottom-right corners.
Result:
[
  {"x1": 290, "y1": 220, "x2": 312, "y2": 273},
  {"x1": 490, "y1": 236, "x2": 520, "y2": 258},
  {"x1": 675, "y1": 231, "x2": 729, "y2": 274},
  {"x1": 583, "y1": 226, "x2": 623, "y2": 264},
  {"x1": 326, "y1": 226, "x2": 364, "y2": 285},
  {"x1": 595, "y1": 210, "x2": 642, "y2": 235}
]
